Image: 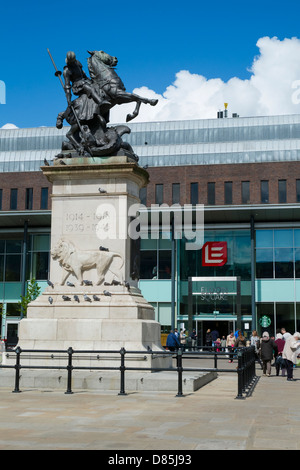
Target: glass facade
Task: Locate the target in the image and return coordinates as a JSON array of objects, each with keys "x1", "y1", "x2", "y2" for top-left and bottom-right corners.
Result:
[
  {"x1": 0, "y1": 239, "x2": 22, "y2": 282},
  {"x1": 140, "y1": 234, "x2": 172, "y2": 280},
  {"x1": 123, "y1": 120, "x2": 300, "y2": 147},
  {"x1": 256, "y1": 229, "x2": 300, "y2": 279},
  {"x1": 0, "y1": 234, "x2": 50, "y2": 340},
  {"x1": 139, "y1": 225, "x2": 300, "y2": 337},
  {"x1": 179, "y1": 229, "x2": 251, "y2": 319},
  {"x1": 27, "y1": 234, "x2": 50, "y2": 281},
  {"x1": 2, "y1": 114, "x2": 300, "y2": 171}
]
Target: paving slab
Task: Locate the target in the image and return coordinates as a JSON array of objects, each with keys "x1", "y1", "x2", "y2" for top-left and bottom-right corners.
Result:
[{"x1": 0, "y1": 363, "x2": 299, "y2": 450}]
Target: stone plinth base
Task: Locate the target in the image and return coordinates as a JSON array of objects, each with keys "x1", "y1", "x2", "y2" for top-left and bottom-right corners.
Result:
[
  {"x1": 13, "y1": 284, "x2": 172, "y2": 369},
  {"x1": 15, "y1": 158, "x2": 171, "y2": 369}
]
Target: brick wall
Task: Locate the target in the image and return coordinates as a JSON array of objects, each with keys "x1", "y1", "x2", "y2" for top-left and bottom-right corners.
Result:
[
  {"x1": 1, "y1": 159, "x2": 299, "y2": 211},
  {"x1": 146, "y1": 161, "x2": 300, "y2": 206},
  {"x1": 0, "y1": 171, "x2": 52, "y2": 211}
]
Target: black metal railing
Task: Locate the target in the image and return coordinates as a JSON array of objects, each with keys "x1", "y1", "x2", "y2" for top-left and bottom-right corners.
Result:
[{"x1": 0, "y1": 346, "x2": 257, "y2": 399}]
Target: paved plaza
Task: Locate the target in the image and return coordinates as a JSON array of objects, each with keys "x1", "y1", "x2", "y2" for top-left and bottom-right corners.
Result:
[{"x1": 0, "y1": 362, "x2": 299, "y2": 451}]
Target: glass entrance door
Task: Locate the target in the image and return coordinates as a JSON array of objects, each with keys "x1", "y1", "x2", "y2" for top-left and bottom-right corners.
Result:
[
  {"x1": 196, "y1": 319, "x2": 235, "y2": 347},
  {"x1": 188, "y1": 277, "x2": 241, "y2": 335}
]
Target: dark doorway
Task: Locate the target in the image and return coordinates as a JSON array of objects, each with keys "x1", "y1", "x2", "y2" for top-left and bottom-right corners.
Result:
[{"x1": 198, "y1": 320, "x2": 234, "y2": 346}]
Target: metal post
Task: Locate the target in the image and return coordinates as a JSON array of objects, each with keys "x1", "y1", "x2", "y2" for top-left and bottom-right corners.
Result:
[
  {"x1": 12, "y1": 346, "x2": 22, "y2": 393},
  {"x1": 118, "y1": 347, "x2": 127, "y2": 396},
  {"x1": 188, "y1": 277, "x2": 193, "y2": 339},
  {"x1": 171, "y1": 217, "x2": 176, "y2": 331},
  {"x1": 176, "y1": 348, "x2": 184, "y2": 397},
  {"x1": 214, "y1": 352, "x2": 217, "y2": 369},
  {"x1": 250, "y1": 216, "x2": 256, "y2": 331},
  {"x1": 65, "y1": 347, "x2": 74, "y2": 394},
  {"x1": 235, "y1": 349, "x2": 245, "y2": 400}
]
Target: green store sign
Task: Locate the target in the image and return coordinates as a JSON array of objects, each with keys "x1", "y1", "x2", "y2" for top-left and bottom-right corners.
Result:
[{"x1": 259, "y1": 315, "x2": 272, "y2": 328}]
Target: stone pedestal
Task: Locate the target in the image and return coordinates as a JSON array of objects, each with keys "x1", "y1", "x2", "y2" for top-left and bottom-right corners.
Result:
[{"x1": 17, "y1": 156, "x2": 171, "y2": 370}]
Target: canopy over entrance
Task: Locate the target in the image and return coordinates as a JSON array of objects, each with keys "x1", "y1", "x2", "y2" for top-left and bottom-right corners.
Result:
[{"x1": 187, "y1": 276, "x2": 241, "y2": 334}]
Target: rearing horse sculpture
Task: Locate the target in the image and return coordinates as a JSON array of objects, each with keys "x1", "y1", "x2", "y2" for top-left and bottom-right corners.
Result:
[
  {"x1": 54, "y1": 49, "x2": 158, "y2": 158},
  {"x1": 87, "y1": 50, "x2": 158, "y2": 123}
]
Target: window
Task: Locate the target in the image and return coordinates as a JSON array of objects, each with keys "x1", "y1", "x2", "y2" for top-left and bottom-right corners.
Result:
[
  {"x1": 26, "y1": 188, "x2": 33, "y2": 210},
  {"x1": 296, "y1": 180, "x2": 300, "y2": 203},
  {"x1": 241, "y1": 181, "x2": 250, "y2": 204},
  {"x1": 41, "y1": 187, "x2": 48, "y2": 210},
  {"x1": 224, "y1": 181, "x2": 232, "y2": 204},
  {"x1": 5, "y1": 240, "x2": 22, "y2": 281},
  {"x1": 6, "y1": 303, "x2": 20, "y2": 317},
  {"x1": 28, "y1": 234, "x2": 50, "y2": 280},
  {"x1": 190, "y1": 183, "x2": 198, "y2": 205},
  {"x1": 172, "y1": 183, "x2": 180, "y2": 204},
  {"x1": 256, "y1": 229, "x2": 296, "y2": 279},
  {"x1": 155, "y1": 184, "x2": 163, "y2": 205},
  {"x1": 278, "y1": 180, "x2": 286, "y2": 203},
  {"x1": 207, "y1": 182, "x2": 215, "y2": 205},
  {"x1": 260, "y1": 181, "x2": 269, "y2": 204},
  {"x1": 139, "y1": 187, "x2": 147, "y2": 206},
  {"x1": 140, "y1": 234, "x2": 172, "y2": 280},
  {"x1": 10, "y1": 189, "x2": 18, "y2": 210}
]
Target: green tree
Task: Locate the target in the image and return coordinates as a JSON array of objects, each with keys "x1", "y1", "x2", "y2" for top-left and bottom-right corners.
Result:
[{"x1": 18, "y1": 279, "x2": 41, "y2": 317}]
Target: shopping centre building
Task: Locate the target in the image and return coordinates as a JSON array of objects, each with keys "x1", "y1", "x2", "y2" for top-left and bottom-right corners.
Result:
[{"x1": 1, "y1": 112, "x2": 300, "y2": 345}]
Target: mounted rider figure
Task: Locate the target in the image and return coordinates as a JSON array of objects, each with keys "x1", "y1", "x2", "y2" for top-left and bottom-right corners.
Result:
[
  {"x1": 56, "y1": 51, "x2": 109, "y2": 130},
  {"x1": 63, "y1": 51, "x2": 104, "y2": 107}
]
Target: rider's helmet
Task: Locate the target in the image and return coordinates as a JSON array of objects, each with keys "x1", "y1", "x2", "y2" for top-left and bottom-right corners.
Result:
[{"x1": 66, "y1": 51, "x2": 76, "y2": 64}]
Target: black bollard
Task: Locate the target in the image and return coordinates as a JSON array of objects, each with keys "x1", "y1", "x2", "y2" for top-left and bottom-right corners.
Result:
[
  {"x1": 65, "y1": 347, "x2": 74, "y2": 394},
  {"x1": 176, "y1": 348, "x2": 184, "y2": 397},
  {"x1": 12, "y1": 346, "x2": 22, "y2": 393},
  {"x1": 118, "y1": 347, "x2": 127, "y2": 396}
]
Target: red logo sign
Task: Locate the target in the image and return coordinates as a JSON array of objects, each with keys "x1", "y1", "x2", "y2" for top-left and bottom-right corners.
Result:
[{"x1": 202, "y1": 242, "x2": 227, "y2": 267}]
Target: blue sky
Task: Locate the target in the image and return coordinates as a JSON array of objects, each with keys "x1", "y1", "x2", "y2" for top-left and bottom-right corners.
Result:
[{"x1": 1, "y1": 0, "x2": 300, "y2": 128}]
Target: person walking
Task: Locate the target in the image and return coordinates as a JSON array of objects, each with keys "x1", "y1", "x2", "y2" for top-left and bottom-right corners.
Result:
[
  {"x1": 211, "y1": 328, "x2": 219, "y2": 348},
  {"x1": 234, "y1": 330, "x2": 246, "y2": 348},
  {"x1": 220, "y1": 335, "x2": 227, "y2": 351},
  {"x1": 166, "y1": 330, "x2": 180, "y2": 352},
  {"x1": 180, "y1": 329, "x2": 187, "y2": 351},
  {"x1": 214, "y1": 338, "x2": 221, "y2": 352},
  {"x1": 250, "y1": 330, "x2": 262, "y2": 369},
  {"x1": 189, "y1": 329, "x2": 197, "y2": 351},
  {"x1": 282, "y1": 332, "x2": 300, "y2": 381},
  {"x1": 226, "y1": 331, "x2": 235, "y2": 363},
  {"x1": 250, "y1": 330, "x2": 260, "y2": 350},
  {"x1": 258, "y1": 331, "x2": 278, "y2": 377},
  {"x1": 275, "y1": 332, "x2": 286, "y2": 376},
  {"x1": 205, "y1": 329, "x2": 212, "y2": 350},
  {"x1": 281, "y1": 328, "x2": 291, "y2": 341}
]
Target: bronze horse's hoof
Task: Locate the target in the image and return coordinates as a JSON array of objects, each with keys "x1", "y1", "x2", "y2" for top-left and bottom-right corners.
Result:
[
  {"x1": 126, "y1": 113, "x2": 135, "y2": 122},
  {"x1": 150, "y1": 99, "x2": 158, "y2": 106}
]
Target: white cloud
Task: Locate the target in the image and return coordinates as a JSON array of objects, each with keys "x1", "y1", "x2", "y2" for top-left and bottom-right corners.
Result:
[
  {"x1": 0, "y1": 123, "x2": 19, "y2": 129},
  {"x1": 110, "y1": 36, "x2": 300, "y2": 123}
]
